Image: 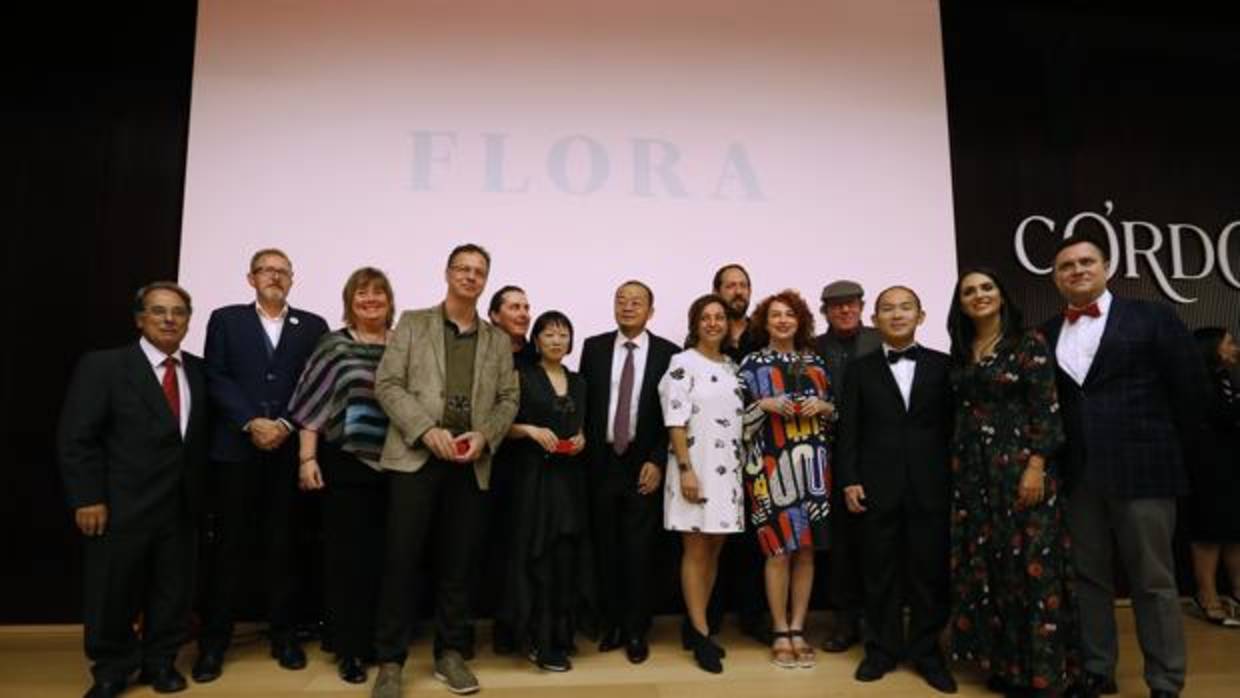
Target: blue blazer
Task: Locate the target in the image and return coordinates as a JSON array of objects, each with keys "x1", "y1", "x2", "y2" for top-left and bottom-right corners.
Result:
[
  {"x1": 204, "y1": 303, "x2": 328, "y2": 463},
  {"x1": 1041, "y1": 295, "x2": 1206, "y2": 499}
]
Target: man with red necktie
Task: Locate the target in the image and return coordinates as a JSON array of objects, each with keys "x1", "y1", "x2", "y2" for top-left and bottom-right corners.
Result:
[
  {"x1": 58, "y1": 282, "x2": 208, "y2": 698},
  {"x1": 1041, "y1": 231, "x2": 1206, "y2": 698}
]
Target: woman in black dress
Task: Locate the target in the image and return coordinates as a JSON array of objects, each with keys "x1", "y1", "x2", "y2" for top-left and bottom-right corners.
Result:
[
  {"x1": 1186, "y1": 327, "x2": 1240, "y2": 626},
  {"x1": 500, "y1": 310, "x2": 593, "y2": 671}
]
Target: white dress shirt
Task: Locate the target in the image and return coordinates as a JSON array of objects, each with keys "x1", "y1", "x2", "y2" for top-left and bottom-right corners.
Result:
[
  {"x1": 606, "y1": 330, "x2": 650, "y2": 444},
  {"x1": 255, "y1": 302, "x2": 289, "y2": 349},
  {"x1": 883, "y1": 343, "x2": 917, "y2": 410},
  {"x1": 1055, "y1": 290, "x2": 1112, "y2": 387},
  {"x1": 139, "y1": 336, "x2": 190, "y2": 436}
]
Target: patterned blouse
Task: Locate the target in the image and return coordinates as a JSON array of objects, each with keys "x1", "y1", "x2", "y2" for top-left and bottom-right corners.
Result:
[{"x1": 288, "y1": 329, "x2": 389, "y2": 469}]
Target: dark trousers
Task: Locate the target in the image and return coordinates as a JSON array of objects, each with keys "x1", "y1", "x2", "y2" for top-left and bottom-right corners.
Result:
[
  {"x1": 198, "y1": 448, "x2": 299, "y2": 651},
  {"x1": 374, "y1": 460, "x2": 486, "y2": 664},
  {"x1": 861, "y1": 501, "x2": 949, "y2": 667},
  {"x1": 827, "y1": 486, "x2": 866, "y2": 613},
  {"x1": 83, "y1": 515, "x2": 194, "y2": 683},
  {"x1": 591, "y1": 451, "x2": 661, "y2": 638},
  {"x1": 1067, "y1": 483, "x2": 1185, "y2": 693},
  {"x1": 319, "y1": 444, "x2": 387, "y2": 660}
]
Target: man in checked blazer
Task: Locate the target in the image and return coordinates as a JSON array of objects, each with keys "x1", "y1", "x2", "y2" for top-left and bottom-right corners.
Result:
[
  {"x1": 371, "y1": 243, "x2": 519, "y2": 697},
  {"x1": 1042, "y1": 231, "x2": 1205, "y2": 698}
]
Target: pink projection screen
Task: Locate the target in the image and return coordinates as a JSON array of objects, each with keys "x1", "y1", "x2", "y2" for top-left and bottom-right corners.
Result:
[{"x1": 180, "y1": 0, "x2": 957, "y2": 357}]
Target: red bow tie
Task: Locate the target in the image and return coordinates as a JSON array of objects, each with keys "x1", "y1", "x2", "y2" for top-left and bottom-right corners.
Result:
[{"x1": 1064, "y1": 302, "x2": 1101, "y2": 324}]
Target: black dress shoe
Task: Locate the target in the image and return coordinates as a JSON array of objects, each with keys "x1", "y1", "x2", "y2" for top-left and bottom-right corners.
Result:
[
  {"x1": 191, "y1": 650, "x2": 224, "y2": 683},
  {"x1": 137, "y1": 665, "x2": 188, "y2": 694},
  {"x1": 625, "y1": 636, "x2": 650, "y2": 664},
  {"x1": 271, "y1": 640, "x2": 307, "y2": 670},
  {"x1": 1082, "y1": 672, "x2": 1118, "y2": 696},
  {"x1": 598, "y1": 627, "x2": 624, "y2": 652},
  {"x1": 916, "y1": 664, "x2": 959, "y2": 694},
  {"x1": 854, "y1": 655, "x2": 896, "y2": 682},
  {"x1": 337, "y1": 656, "x2": 367, "y2": 684},
  {"x1": 83, "y1": 680, "x2": 127, "y2": 698}
]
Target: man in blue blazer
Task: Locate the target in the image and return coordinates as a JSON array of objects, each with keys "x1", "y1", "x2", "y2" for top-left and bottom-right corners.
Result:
[
  {"x1": 193, "y1": 249, "x2": 328, "y2": 682},
  {"x1": 59, "y1": 282, "x2": 208, "y2": 698},
  {"x1": 1042, "y1": 232, "x2": 1204, "y2": 698}
]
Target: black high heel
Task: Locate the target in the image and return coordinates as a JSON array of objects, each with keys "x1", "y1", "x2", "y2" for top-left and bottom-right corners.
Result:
[
  {"x1": 680, "y1": 617, "x2": 723, "y2": 673},
  {"x1": 680, "y1": 616, "x2": 726, "y2": 657}
]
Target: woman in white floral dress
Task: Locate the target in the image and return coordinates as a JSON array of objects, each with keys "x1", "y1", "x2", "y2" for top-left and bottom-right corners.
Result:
[{"x1": 659, "y1": 294, "x2": 744, "y2": 674}]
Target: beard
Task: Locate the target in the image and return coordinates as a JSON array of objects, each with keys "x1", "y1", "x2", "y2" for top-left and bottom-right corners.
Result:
[{"x1": 725, "y1": 297, "x2": 749, "y2": 320}]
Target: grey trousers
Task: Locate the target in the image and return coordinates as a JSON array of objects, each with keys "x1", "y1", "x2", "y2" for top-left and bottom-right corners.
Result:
[{"x1": 1066, "y1": 483, "x2": 1186, "y2": 693}]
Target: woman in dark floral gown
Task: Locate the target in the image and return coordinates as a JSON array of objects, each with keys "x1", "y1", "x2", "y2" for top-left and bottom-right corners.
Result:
[{"x1": 946, "y1": 269, "x2": 1078, "y2": 697}]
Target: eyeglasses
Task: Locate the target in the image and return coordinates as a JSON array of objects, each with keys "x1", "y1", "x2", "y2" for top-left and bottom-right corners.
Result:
[
  {"x1": 252, "y1": 266, "x2": 293, "y2": 278},
  {"x1": 145, "y1": 305, "x2": 190, "y2": 320}
]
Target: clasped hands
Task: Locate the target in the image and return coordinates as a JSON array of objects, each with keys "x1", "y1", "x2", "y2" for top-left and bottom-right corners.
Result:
[
  {"x1": 759, "y1": 394, "x2": 833, "y2": 419},
  {"x1": 247, "y1": 417, "x2": 290, "y2": 450},
  {"x1": 422, "y1": 427, "x2": 487, "y2": 463}
]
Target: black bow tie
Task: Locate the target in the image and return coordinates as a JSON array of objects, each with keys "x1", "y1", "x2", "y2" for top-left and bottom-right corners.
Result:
[{"x1": 887, "y1": 346, "x2": 918, "y2": 364}]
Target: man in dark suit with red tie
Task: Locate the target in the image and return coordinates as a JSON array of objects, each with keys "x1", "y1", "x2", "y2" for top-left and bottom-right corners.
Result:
[
  {"x1": 59, "y1": 282, "x2": 208, "y2": 698},
  {"x1": 193, "y1": 249, "x2": 328, "y2": 682},
  {"x1": 837, "y1": 285, "x2": 957, "y2": 694},
  {"x1": 1042, "y1": 232, "x2": 1204, "y2": 698},
  {"x1": 580, "y1": 280, "x2": 679, "y2": 663}
]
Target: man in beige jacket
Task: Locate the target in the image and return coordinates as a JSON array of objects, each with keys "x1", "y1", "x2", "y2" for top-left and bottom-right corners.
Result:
[{"x1": 372, "y1": 243, "x2": 518, "y2": 697}]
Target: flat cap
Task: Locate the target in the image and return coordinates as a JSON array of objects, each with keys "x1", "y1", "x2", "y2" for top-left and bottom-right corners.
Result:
[{"x1": 821, "y1": 279, "x2": 865, "y2": 301}]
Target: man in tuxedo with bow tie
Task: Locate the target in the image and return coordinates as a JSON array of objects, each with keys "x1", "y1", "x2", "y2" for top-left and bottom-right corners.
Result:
[
  {"x1": 59, "y1": 282, "x2": 208, "y2": 697},
  {"x1": 193, "y1": 249, "x2": 328, "y2": 682},
  {"x1": 1042, "y1": 232, "x2": 1203, "y2": 698},
  {"x1": 837, "y1": 285, "x2": 957, "y2": 694}
]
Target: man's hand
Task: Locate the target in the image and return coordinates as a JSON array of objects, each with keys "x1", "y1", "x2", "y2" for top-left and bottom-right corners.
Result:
[
  {"x1": 421, "y1": 427, "x2": 458, "y2": 461},
  {"x1": 843, "y1": 485, "x2": 867, "y2": 514},
  {"x1": 453, "y1": 432, "x2": 487, "y2": 463},
  {"x1": 248, "y1": 418, "x2": 284, "y2": 450},
  {"x1": 75, "y1": 504, "x2": 108, "y2": 537},
  {"x1": 637, "y1": 461, "x2": 662, "y2": 495}
]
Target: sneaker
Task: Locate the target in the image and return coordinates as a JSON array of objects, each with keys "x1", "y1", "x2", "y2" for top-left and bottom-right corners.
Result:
[
  {"x1": 433, "y1": 650, "x2": 480, "y2": 695},
  {"x1": 371, "y1": 663, "x2": 402, "y2": 698}
]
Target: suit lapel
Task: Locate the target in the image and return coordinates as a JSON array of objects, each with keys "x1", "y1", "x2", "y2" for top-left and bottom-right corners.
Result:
[
  {"x1": 906, "y1": 354, "x2": 931, "y2": 414},
  {"x1": 428, "y1": 304, "x2": 447, "y2": 377},
  {"x1": 871, "y1": 354, "x2": 907, "y2": 413},
  {"x1": 186, "y1": 356, "x2": 206, "y2": 439},
  {"x1": 471, "y1": 321, "x2": 489, "y2": 407},
  {"x1": 125, "y1": 344, "x2": 179, "y2": 432},
  {"x1": 243, "y1": 305, "x2": 273, "y2": 363},
  {"x1": 1083, "y1": 297, "x2": 1124, "y2": 386},
  {"x1": 636, "y1": 334, "x2": 662, "y2": 408},
  {"x1": 596, "y1": 331, "x2": 618, "y2": 406}
]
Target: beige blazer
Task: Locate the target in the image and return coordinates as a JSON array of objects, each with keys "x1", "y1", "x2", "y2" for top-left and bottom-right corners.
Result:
[{"x1": 375, "y1": 304, "x2": 518, "y2": 489}]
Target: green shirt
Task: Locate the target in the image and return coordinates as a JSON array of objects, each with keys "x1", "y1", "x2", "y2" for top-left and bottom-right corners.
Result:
[{"x1": 442, "y1": 311, "x2": 478, "y2": 435}]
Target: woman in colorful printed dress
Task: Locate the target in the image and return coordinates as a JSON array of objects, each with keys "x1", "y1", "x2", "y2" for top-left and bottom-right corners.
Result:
[
  {"x1": 946, "y1": 268, "x2": 1077, "y2": 698},
  {"x1": 288, "y1": 267, "x2": 395, "y2": 684},
  {"x1": 659, "y1": 294, "x2": 745, "y2": 674},
  {"x1": 737, "y1": 290, "x2": 834, "y2": 669}
]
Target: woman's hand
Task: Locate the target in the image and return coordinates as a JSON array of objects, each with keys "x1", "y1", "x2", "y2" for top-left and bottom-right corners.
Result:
[
  {"x1": 523, "y1": 425, "x2": 560, "y2": 452},
  {"x1": 1016, "y1": 456, "x2": 1046, "y2": 510},
  {"x1": 798, "y1": 397, "x2": 834, "y2": 419},
  {"x1": 680, "y1": 468, "x2": 706, "y2": 504},
  {"x1": 569, "y1": 433, "x2": 586, "y2": 455},
  {"x1": 299, "y1": 459, "x2": 325, "y2": 490},
  {"x1": 759, "y1": 395, "x2": 796, "y2": 418}
]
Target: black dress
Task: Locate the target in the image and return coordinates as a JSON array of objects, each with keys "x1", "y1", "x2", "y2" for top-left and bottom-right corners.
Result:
[
  {"x1": 1186, "y1": 368, "x2": 1240, "y2": 542},
  {"x1": 500, "y1": 364, "x2": 595, "y2": 654}
]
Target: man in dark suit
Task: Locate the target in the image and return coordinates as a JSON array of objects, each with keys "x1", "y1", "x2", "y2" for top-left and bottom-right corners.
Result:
[
  {"x1": 580, "y1": 280, "x2": 679, "y2": 663},
  {"x1": 58, "y1": 282, "x2": 208, "y2": 698},
  {"x1": 813, "y1": 279, "x2": 882, "y2": 653},
  {"x1": 193, "y1": 249, "x2": 328, "y2": 682},
  {"x1": 837, "y1": 286, "x2": 957, "y2": 694},
  {"x1": 1042, "y1": 233, "x2": 1202, "y2": 698}
]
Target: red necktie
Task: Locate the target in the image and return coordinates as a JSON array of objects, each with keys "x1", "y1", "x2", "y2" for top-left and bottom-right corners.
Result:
[
  {"x1": 161, "y1": 356, "x2": 181, "y2": 423},
  {"x1": 613, "y1": 341, "x2": 636, "y2": 454},
  {"x1": 1063, "y1": 302, "x2": 1101, "y2": 324}
]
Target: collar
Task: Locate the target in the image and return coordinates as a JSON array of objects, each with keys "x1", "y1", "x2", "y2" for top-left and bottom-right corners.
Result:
[
  {"x1": 615, "y1": 329, "x2": 649, "y2": 350},
  {"x1": 139, "y1": 336, "x2": 184, "y2": 369},
  {"x1": 1067, "y1": 289, "x2": 1112, "y2": 316},
  {"x1": 441, "y1": 305, "x2": 478, "y2": 337},
  {"x1": 254, "y1": 302, "x2": 289, "y2": 321}
]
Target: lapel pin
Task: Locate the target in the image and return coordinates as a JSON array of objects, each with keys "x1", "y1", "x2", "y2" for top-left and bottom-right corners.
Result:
[{"x1": 289, "y1": 316, "x2": 300, "y2": 326}]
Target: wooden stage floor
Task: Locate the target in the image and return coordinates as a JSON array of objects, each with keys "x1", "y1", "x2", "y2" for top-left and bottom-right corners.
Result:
[{"x1": 2, "y1": 608, "x2": 1237, "y2": 697}]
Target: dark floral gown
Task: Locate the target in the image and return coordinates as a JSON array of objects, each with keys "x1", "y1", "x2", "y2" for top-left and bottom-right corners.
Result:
[{"x1": 949, "y1": 330, "x2": 1078, "y2": 693}]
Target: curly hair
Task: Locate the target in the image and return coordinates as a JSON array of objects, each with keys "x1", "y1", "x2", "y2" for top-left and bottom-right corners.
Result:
[{"x1": 750, "y1": 289, "x2": 816, "y2": 351}]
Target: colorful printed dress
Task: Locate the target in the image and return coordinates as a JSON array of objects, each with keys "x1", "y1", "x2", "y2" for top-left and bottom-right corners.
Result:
[
  {"x1": 949, "y1": 330, "x2": 1078, "y2": 693},
  {"x1": 737, "y1": 348, "x2": 833, "y2": 557}
]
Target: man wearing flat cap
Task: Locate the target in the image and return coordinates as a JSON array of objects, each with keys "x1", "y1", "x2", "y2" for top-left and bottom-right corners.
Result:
[{"x1": 814, "y1": 279, "x2": 881, "y2": 652}]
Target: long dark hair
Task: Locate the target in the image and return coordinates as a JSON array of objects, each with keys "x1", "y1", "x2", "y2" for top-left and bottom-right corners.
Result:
[{"x1": 946, "y1": 267, "x2": 1024, "y2": 364}]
